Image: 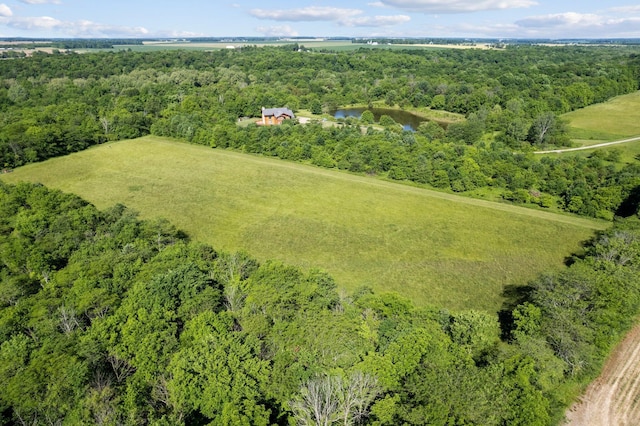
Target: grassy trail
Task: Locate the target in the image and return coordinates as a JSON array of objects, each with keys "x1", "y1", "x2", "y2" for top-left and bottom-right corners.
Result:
[{"x1": 535, "y1": 135, "x2": 640, "y2": 154}]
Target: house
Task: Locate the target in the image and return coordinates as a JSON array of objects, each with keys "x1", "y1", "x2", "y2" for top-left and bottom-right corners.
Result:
[{"x1": 260, "y1": 107, "x2": 295, "y2": 126}]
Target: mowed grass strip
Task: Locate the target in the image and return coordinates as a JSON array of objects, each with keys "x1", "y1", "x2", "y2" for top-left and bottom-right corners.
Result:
[
  {"x1": 1, "y1": 136, "x2": 606, "y2": 312},
  {"x1": 564, "y1": 90, "x2": 640, "y2": 143}
]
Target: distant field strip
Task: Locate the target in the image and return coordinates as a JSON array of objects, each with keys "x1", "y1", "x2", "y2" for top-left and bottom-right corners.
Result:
[
  {"x1": 1, "y1": 136, "x2": 606, "y2": 312},
  {"x1": 108, "y1": 41, "x2": 485, "y2": 53}
]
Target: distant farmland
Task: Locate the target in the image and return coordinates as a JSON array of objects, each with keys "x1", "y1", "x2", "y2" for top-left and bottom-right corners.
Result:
[
  {"x1": 96, "y1": 40, "x2": 493, "y2": 53},
  {"x1": 1, "y1": 136, "x2": 606, "y2": 312}
]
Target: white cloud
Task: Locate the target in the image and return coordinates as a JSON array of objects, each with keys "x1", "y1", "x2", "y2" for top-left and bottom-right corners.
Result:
[
  {"x1": 256, "y1": 25, "x2": 299, "y2": 37},
  {"x1": 515, "y1": 12, "x2": 612, "y2": 28},
  {"x1": 250, "y1": 7, "x2": 362, "y2": 22},
  {"x1": 609, "y1": 5, "x2": 640, "y2": 15},
  {"x1": 444, "y1": 22, "x2": 520, "y2": 36},
  {"x1": 0, "y1": 3, "x2": 12, "y2": 17},
  {"x1": 512, "y1": 13, "x2": 640, "y2": 37},
  {"x1": 19, "y1": 0, "x2": 61, "y2": 4},
  {"x1": 343, "y1": 15, "x2": 411, "y2": 27},
  {"x1": 379, "y1": 0, "x2": 537, "y2": 14},
  {"x1": 2, "y1": 15, "x2": 150, "y2": 37},
  {"x1": 71, "y1": 21, "x2": 150, "y2": 37},
  {"x1": 441, "y1": 12, "x2": 640, "y2": 38},
  {"x1": 0, "y1": 8, "x2": 203, "y2": 38},
  {"x1": 4, "y1": 15, "x2": 61, "y2": 30},
  {"x1": 2, "y1": 2, "x2": 204, "y2": 38},
  {"x1": 368, "y1": 1, "x2": 387, "y2": 7},
  {"x1": 249, "y1": 6, "x2": 409, "y2": 28},
  {"x1": 156, "y1": 30, "x2": 204, "y2": 38}
]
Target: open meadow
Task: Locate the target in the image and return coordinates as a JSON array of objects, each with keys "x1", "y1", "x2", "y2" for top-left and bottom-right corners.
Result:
[
  {"x1": 553, "y1": 90, "x2": 640, "y2": 162},
  {"x1": 564, "y1": 90, "x2": 640, "y2": 143},
  {"x1": 1, "y1": 136, "x2": 606, "y2": 312},
  {"x1": 564, "y1": 90, "x2": 640, "y2": 140}
]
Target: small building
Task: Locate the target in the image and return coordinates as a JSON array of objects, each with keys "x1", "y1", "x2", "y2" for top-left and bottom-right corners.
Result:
[{"x1": 260, "y1": 107, "x2": 295, "y2": 126}]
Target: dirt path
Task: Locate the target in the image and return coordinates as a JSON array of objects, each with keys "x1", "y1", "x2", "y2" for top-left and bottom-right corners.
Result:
[
  {"x1": 564, "y1": 324, "x2": 640, "y2": 425},
  {"x1": 535, "y1": 136, "x2": 640, "y2": 154}
]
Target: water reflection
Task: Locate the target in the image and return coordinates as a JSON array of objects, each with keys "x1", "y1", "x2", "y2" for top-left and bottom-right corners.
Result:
[{"x1": 332, "y1": 107, "x2": 426, "y2": 131}]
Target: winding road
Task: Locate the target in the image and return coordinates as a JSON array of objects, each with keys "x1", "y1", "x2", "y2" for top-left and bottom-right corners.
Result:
[{"x1": 535, "y1": 136, "x2": 640, "y2": 154}]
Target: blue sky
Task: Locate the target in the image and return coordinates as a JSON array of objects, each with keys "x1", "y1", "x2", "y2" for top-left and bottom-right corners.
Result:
[{"x1": 1, "y1": 1, "x2": 640, "y2": 39}]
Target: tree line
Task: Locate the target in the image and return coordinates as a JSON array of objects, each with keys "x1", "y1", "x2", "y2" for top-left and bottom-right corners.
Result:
[
  {"x1": 1, "y1": 182, "x2": 639, "y2": 424},
  {"x1": 157, "y1": 118, "x2": 638, "y2": 219}
]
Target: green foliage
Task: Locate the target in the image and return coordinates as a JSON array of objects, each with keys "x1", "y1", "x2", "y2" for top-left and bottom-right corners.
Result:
[
  {"x1": 447, "y1": 310, "x2": 501, "y2": 361},
  {"x1": 360, "y1": 110, "x2": 375, "y2": 124},
  {"x1": 417, "y1": 120, "x2": 445, "y2": 141},
  {"x1": 310, "y1": 99, "x2": 323, "y2": 115},
  {"x1": 378, "y1": 115, "x2": 396, "y2": 127},
  {"x1": 1, "y1": 183, "x2": 640, "y2": 424},
  {"x1": 168, "y1": 311, "x2": 271, "y2": 425},
  {"x1": 500, "y1": 355, "x2": 551, "y2": 426},
  {"x1": 430, "y1": 94, "x2": 446, "y2": 110},
  {"x1": 446, "y1": 114, "x2": 485, "y2": 144},
  {"x1": 511, "y1": 219, "x2": 640, "y2": 412}
]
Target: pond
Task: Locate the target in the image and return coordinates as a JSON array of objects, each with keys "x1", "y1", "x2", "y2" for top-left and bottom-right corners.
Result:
[{"x1": 332, "y1": 107, "x2": 427, "y2": 131}]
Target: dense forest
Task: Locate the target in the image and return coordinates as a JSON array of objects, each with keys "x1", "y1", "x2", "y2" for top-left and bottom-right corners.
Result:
[
  {"x1": 1, "y1": 46, "x2": 640, "y2": 218},
  {"x1": 1, "y1": 181, "x2": 639, "y2": 425}
]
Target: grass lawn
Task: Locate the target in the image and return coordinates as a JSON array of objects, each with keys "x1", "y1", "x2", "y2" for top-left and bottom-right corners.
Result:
[{"x1": 1, "y1": 136, "x2": 607, "y2": 312}]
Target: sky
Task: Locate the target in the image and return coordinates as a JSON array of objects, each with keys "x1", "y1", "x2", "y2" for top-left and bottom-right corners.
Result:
[{"x1": 1, "y1": 0, "x2": 640, "y2": 39}]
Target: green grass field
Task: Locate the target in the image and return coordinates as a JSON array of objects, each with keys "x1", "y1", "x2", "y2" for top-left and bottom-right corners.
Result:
[
  {"x1": 1, "y1": 136, "x2": 607, "y2": 312},
  {"x1": 559, "y1": 90, "x2": 640, "y2": 162},
  {"x1": 564, "y1": 91, "x2": 640, "y2": 142}
]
